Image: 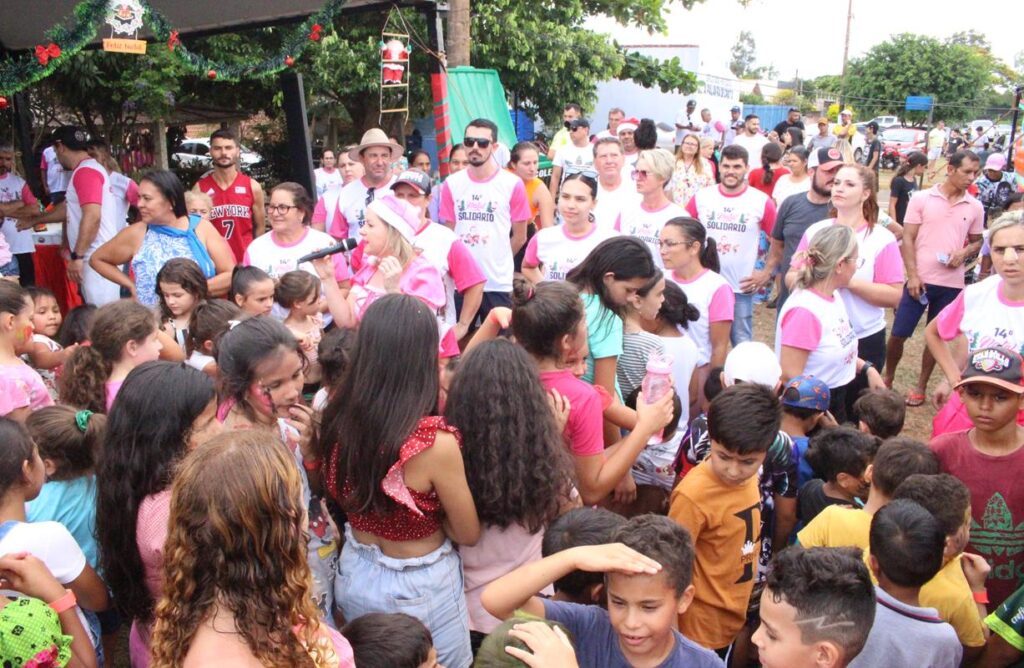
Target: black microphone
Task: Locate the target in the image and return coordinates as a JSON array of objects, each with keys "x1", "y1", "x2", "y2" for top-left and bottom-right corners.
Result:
[{"x1": 296, "y1": 238, "x2": 359, "y2": 264}]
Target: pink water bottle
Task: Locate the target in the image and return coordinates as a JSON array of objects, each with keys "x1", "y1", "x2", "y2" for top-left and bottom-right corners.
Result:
[{"x1": 641, "y1": 354, "x2": 674, "y2": 444}]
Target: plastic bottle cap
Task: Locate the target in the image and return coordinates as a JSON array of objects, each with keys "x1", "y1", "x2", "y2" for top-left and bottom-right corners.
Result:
[{"x1": 645, "y1": 354, "x2": 674, "y2": 374}]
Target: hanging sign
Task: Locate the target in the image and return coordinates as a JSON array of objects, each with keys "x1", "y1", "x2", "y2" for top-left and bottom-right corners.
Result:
[{"x1": 103, "y1": 1, "x2": 147, "y2": 54}]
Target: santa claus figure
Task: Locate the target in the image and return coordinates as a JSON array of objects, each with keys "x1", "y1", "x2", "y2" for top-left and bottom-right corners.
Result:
[{"x1": 381, "y1": 38, "x2": 408, "y2": 83}]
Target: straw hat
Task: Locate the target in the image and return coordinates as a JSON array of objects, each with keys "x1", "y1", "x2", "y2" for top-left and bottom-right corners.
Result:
[{"x1": 348, "y1": 128, "x2": 402, "y2": 161}]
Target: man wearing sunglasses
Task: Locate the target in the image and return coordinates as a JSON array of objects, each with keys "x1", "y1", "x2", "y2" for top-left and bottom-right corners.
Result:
[
  {"x1": 317, "y1": 128, "x2": 400, "y2": 240},
  {"x1": 549, "y1": 118, "x2": 594, "y2": 199},
  {"x1": 439, "y1": 119, "x2": 532, "y2": 329}
]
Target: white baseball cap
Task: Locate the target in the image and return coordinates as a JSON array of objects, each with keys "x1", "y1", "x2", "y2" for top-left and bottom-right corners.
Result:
[{"x1": 723, "y1": 342, "x2": 782, "y2": 388}]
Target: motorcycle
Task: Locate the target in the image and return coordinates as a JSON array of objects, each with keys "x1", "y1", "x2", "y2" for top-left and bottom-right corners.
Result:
[{"x1": 880, "y1": 145, "x2": 901, "y2": 171}]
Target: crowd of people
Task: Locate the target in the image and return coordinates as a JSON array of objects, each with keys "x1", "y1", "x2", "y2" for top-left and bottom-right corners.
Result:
[{"x1": 0, "y1": 100, "x2": 1022, "y2": 668}]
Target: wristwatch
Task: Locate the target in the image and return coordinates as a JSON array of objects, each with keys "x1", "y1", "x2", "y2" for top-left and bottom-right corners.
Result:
[{"x1": 69, "y1": 251, "x2": 81, "y2": 261}]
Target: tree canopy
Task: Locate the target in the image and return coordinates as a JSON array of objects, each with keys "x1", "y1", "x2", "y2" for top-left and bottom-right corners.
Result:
[{"x1": 728, "y1": 30, "x2": 777, "y2": 80}]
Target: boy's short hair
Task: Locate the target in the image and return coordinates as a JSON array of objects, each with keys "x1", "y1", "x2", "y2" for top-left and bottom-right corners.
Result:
[
  {"x1": 476, "y1": 615, "x2": 574, "y2": 668},
  {"x1": 869, "y1": 437, "x2": 939, "y2": 497},
  {"x1": 893, "y1": 473, "x2": 970, "y2": 538},
  {"x1": 341, "y1": 612, "x2": 433, "y2": 668},
  {"x1": 803, "y1": 427, "x2": 878, "y2": 483},
  {"x1": 707, "y1": 383, "x2": 781, "y2": 455},
  {"x1": 542, "y1": 508, "x2": 626, "y2": 597},
  {"x1": 853, "y1": 389, "x2": 906, "y2": 439},
  {"x1": 871, "y1": 499, "x2": 945, "y2": 587},
  {"x1": 626, "y1": 387, "x2": 682, "y2": 440},
  {"x1": 704, "y1": 365, "x2": 725, "y2": 402},
  {"x1": 611, "y1": 514, "x2": 694, "y2": 595},
  {"x1": 766, "y1": 546, "x2": 875, "y2": 660}
]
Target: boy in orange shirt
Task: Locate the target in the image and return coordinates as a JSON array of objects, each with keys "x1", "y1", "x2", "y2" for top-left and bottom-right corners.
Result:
[{"x1": 669, "y1": 383, "x2": 782, "y2": 656}]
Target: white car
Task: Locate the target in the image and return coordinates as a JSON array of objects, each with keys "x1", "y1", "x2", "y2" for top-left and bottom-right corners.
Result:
[{"x1": 171, "y1": 138, "x2": 263, "y2": 169}]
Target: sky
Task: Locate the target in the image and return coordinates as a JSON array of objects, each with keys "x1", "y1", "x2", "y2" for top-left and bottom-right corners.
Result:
[{"x1": 586, "y1": 0, "x2": 1021, "y2": 82}]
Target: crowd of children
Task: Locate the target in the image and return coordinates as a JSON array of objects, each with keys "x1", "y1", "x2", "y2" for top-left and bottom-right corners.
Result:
[{"x1": 3, "y1": 154, "x2": 1024, "y2": 668}]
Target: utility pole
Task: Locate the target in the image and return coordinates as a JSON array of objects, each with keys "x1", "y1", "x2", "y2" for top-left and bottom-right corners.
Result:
[
  {"x1": 839, "y1": 0, "x2": 853, "y2": 109},
  {"x1": 447, "y1": 0, "x2": 470, "y2": 67}
]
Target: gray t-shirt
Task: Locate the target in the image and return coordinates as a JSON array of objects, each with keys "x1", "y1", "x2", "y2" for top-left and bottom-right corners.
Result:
[
  {"x1": 849, "y1": 587, "x2": 961, "y2": 668},
  {"x1": 543, "y1": 599, "x2": 725, "y2": 668},
  {"x1": 771, "y1": 194, "x2": 831, "y2": 308}
]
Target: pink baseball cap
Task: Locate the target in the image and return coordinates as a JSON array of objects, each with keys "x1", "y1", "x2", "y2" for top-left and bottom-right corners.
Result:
[
  {"x1": 367, "y1": 195, "x2": 420, "y2": 243},
  {"x1": 984, "y1": 153, "x2": 1007, "y2": 171}
]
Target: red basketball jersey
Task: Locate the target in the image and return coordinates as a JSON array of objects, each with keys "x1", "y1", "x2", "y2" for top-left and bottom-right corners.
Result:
[{"x1": 196, "y1": 171, "x2": 255, "y2": 261}]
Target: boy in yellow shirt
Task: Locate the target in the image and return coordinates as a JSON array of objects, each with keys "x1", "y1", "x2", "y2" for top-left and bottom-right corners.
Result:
[{"x1": 669, "y1": 383, "x2": 781, "y2": 656}]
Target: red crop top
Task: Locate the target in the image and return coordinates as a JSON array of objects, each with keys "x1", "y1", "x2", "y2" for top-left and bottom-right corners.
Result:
[{"x1": 329, "y1": 415, "x2": 462, "y2": 541}]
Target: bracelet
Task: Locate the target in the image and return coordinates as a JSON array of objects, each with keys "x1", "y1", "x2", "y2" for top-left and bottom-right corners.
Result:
[
  {"x1": 48, "y1": 589, "x2": 77, "y2": 614},
  {"x1": 973, "y1": 589, "x2": 989, "y2": 605},
  {"x1": 302, "y1": 457, "x2": 322, "y2": 472}
]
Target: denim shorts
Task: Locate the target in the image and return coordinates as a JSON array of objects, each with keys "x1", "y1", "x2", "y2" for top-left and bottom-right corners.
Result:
[
  {"x1": 891, "y1": 284, "x2": 961, "y2": 338},
  {"x1": 0, "y1": 256, "x2": 20, "y2": 278},
  {"x1": 335, "y1": 524, "x2": 473, "y2": 668}
]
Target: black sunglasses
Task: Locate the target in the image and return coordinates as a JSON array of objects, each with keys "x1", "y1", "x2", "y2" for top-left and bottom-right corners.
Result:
[{"x1": 463, "y1": 137, "x2": 492, "y2": 149}]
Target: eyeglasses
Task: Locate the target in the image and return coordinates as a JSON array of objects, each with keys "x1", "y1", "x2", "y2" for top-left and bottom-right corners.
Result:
[
  {"x1": 463, "y1": 137, "x2": 492, "y2": 149},
  {"x1": 655, "y1": 239, "x2": 691, "y2": 249},
  {"x1": 632, "y1": 169, "x2": 650, "y2": 180},
  {"x1": 265, "y1": 204, "x2": 298, "y2": 214}
]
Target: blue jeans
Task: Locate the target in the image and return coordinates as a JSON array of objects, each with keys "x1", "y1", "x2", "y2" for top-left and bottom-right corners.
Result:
[
  {"x1": 731, "y1": 292, "x2": 753, "y2": 346},
  {"x1": 336, "y1": 524, "x2": 472, "y2": 668}
]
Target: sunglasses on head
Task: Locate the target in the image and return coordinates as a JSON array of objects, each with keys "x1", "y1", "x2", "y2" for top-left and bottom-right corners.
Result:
[{"x1": 463, "y1": 137, "x2": 492, "y2": 149}]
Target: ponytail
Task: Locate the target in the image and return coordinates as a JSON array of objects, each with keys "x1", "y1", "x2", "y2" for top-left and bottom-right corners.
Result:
[
  {"x1": 761, "y1": 142, "x2": 783, "y2": 186},
  {"x1": 702, "y1": 237, "x2": 721, "y2": 274},
  {"x1": 664, "y1": 217, "x2": 720, "y2": 273},
  {"x1": 659, "y1": 281, "x2": 700, "y2": 330},
  {"x1": 511, "y1": 277, "x2": 585, "y2": 361},
  {"x1": 895, "y1": 151, "x2": 928, "y2": 179},
  {"x1": 794, "y1": 225, "x2": 857, "y2": 291}
]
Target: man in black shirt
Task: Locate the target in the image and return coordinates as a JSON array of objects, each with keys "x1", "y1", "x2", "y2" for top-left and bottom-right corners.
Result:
[
  {"x1": 864, "y1": 122, "x2": 882, "y2": 174},
  {"x1": 772, "y1": 107, "x2": 805, "y2": 139}
]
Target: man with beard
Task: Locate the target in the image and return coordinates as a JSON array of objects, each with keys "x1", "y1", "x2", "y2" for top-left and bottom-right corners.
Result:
[
  {"x1": 685, "y1": 144, "x2": 778, "y2": 344},
  {"x1": 194, "y1": 128, "x2": 266, "y2": 262},
  {"x1": 313, "y1": 129, "x2": 400, "y2": 241},
  {"x1": 616, "y1": 117, "x2": 641, "y2": 177},
  {"x1": 439, "y1": 118, "x2": 531, "y2": 325},
  {"x1": 750, "y1": 147, "x2": 845, "y2": 310},
  {"x1": 0, "y1": 144, "x2": 40, "y2": 283}
]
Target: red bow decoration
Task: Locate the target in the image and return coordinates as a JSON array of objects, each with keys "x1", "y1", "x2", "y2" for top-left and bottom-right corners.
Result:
[
  {"x1": 309, "y1": 23, "x2": 323, "y2": 41},
  {"x1": 167, "y1": 30, "x2": 180, "y2": 51},
  {"x1": 35, "y1": 43, "x2": 61, "y2": 66}
]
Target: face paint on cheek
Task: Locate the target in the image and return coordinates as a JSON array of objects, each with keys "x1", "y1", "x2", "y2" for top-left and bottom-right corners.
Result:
[
  {"x1": 249, "y1": 382, "x2": 277, "y2": 416},
  {"x1": 16, "y1": 324, "x2": 32, "y2": 344}
]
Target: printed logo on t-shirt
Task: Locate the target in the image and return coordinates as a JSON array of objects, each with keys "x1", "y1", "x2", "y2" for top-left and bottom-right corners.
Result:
[
  {"x1": 835, "y1": 319, "x2": 857, "y2": 364},
  {"x1": 234, "y1": 186, "x2": 247, "y2": 194},
  {"x1": 456, "y1": 199, "x2": 498, "y2": 247},
  {"x1": 972, "y1": 493, "x2": 1024, "y2": 580},
  {"x1": 735, "y1": 503, "x2": 759, "y2": 584},
  {"x1": 705, "y1": 210, "x2": 750, "y2": 255}
]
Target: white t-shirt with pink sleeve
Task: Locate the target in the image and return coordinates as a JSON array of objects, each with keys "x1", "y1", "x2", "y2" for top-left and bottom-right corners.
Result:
[
  {"x1": 795, "y1": 220, "x2": 904, "y2": 338},
  {"x1": 66, "y1": 158, "x2": 124, "y2": 258},
  {"x1": 0, "y1": 171, "x2": 39, "y2": 255},
  {"x1": 523, "y1": 224, "x2": 619, "y2": 282},
  {"x1": 438, "y1": 168, "x2": 531, "y2": 292},
  {"x1": 668, "y1": 268, "x2": 735, "y2": 365},
  {"x1": 243, "y1": 227, "x2": 351, "y2": 283},
  {"x1": 412, "y1": 222, "x2": 486, "y2": 327},
  {"x1": 776, "y1": 288, "x2": 858, "y2": 388},
  {"x1": 935, "y1": 275, "x2": 1024, "y2": 355},
  {"x1": 685, "y1": 184, "x2": 777, "y2": 292},
  {"x1": 617, "y1": 200, "x2": 686, "y2": 268}
]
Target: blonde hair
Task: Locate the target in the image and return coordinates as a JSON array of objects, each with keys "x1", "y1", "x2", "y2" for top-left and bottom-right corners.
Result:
[
  {"x1": 185, "y1": 191, "x2": 213, "y2": 212},
  {"x1": 638, "y1": 148, "x2": 675, "y2": 184},
  {"x1": 675, "y1": 134, "x2": 705, "y2": 176},
  {"x1": 834, "y1": 138, "x2": 855, "y2": 165},
  {"x1": 794, "y1": 225, "x2": 857, "y2": 290},
  {"x1": 699, "y1": 137, "x2": 715, "y2": 152},
  {"x1": 988, "y1": 210, "x2": 1024, "y2": 247}
]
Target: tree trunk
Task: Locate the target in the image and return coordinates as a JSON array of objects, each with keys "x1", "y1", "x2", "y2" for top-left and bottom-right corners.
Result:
[{"x1": 447, "y1": 0, "x2": 471, "y2": 67}]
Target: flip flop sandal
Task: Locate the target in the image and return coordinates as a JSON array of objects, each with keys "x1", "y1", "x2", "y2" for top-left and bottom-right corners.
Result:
[{"x1": 905, "y1": 391, "x2": 926, "y2": 407}]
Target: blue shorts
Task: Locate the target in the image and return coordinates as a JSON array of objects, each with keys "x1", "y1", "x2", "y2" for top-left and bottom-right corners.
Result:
[
  {"x1": 891, "y1": 283, "x2": 961, "y2": 338},
  {"x1": 0, "y1": 257, "x2": 20, "y2": 278}
]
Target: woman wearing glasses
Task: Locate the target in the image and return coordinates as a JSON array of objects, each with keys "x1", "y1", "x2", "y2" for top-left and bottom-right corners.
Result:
[
  {"x1": 778, "y1": 224, "x2": 885, "y2": 422},
  {"x1": 521, "y1": 174, "x2": 617, "y2": 284},
  {"x1": 668, "y1": 134, "x2": 714, "y2": 208},
  {"x1": 241, "y1": 182, "x2": 351, "y2": 289},
  {"x1": 90, "y1": 170, "x2": 236, "y2": 307},
  {"x1": 618, "y1": 148, "x2": 685, "y2": 266},
  {"x1": 786, "y1": 165, "x2": 902, "y2": 372}
]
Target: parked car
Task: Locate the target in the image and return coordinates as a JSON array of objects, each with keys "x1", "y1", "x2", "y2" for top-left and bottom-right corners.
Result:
[
  {"x1": 878, "y1": 127, "x2": 926, "y2": 171},
  {"x1": 856, "y1": 115, "x2": 900, "y2": 133},
  {"x1": 170, "y1": 137, "x2": 264, "y2": 170}
]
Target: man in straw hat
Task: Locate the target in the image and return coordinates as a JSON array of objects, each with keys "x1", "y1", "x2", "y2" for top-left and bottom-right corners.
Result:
[{"x1": 319, "y1": 128, "x2": 401, "y2": 240}]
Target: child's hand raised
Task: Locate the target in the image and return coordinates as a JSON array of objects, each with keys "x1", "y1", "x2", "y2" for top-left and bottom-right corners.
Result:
[
  {"x1": 506, "y1": 622, "x2": 579, "y2": 668},
  {"x1": 568, "y1": 543, "x2": 662, "y2": 576},
  {"x1": 635, "y1": 389, "x2": 675, "y2": 436}
]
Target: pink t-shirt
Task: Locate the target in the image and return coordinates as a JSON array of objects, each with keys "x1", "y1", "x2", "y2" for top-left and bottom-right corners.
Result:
[
  {"x1": 438, "y1": 167, "x2": 532, "y2": 292},
  {"x1": 0, "y1": 362, "x2": 54, "y2": 416},
  {"x1": 904, "y1": 186, "x2": 984, "y2": 289},
  {"x1": 461, "y1": 522, "x2": 548, "y2": 633},
  {"x1": 686, "y1": 184, "x2": 777, "y2": 292},
  {"x1": 106, "y1": 379, "x2": 125, "y2": 411},
  {"x1": 523, "y1": 224, "x2": 618, "y2": 281},
  {"x1": 668, "y1": 268, "x2": 735, "y2": 366},
  {"x1": 350, "y1": 255, "x2": 458, "y2": 358},
  {"x1": 776, "y1": 288, "x2": 858, "y2": 388},
  {"x1": 795, "y1": 220, "x2": 904, "y2": 338},
  {"x1": 538, "y1": 369, "x2": 603, "y2": 457}
]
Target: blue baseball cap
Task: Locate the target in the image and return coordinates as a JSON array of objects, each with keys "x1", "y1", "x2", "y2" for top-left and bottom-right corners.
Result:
[{"x1": 781, "y1": 375, "x2": 831, "y2": 412}]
